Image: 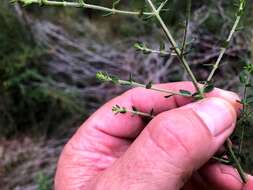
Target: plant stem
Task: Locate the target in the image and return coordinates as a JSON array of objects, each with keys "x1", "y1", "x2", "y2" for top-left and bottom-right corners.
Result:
[
  {"x1": 239, "y1": 125, "x2": 245, "y2": 154},
  {"x1": 181, "y1": 0, "x2": 191, "y2": 55},
  {"x1": 113, "y1": 105, "x2": 155, "y2": 118},
  {"x1": 157, "y1": 0, "x2": 169, "y2": 12},
  {"x1": 137, "y1": 47, "x2": 176, "y2": 56},
  {"x1": 207, "y1": 6, "x2": 243, "y2": 82},
  {"x1": 225, "y1": 139, "x2": 248, "y2": 183},
  {"x1": 96, "y1": 72, "x2": 193, "y2": 97},
  {"x1": 18, "y1": 0, "x2": 154, "y2": 16},
  {"x1": 212, "y1": 156, "x2": 231, "y2": 164},
  {"x1": 117, "y1": 79, "x2": 191, "y2": 97},
  {"x1": 239, "y1": 73, "x2": 251, "y2": 153},
  {"x1": 146, "y1": 0, "x2": 203, "y2": 98}
]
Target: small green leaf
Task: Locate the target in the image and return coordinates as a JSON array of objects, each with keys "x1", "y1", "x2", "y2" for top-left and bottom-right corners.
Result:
[
  {"x1": 96, "y1": 72, "x2": 119, "y2": 84},
  {"x1": 112, "y1": 105, "x2": 127, "y2": 114},
  {"x1": 112, "y1": 0, "x2": 121, "y2": 9},
  {"x1": 146, "y1": 81, "x2": 153, "y2": 89},
  {"x1": 179, "y1": 90, "x2": 192, "y2": 96},
  {"x1": 239, "y1": 71, "x2": 248, "y2": 84},
  {"x1": 103, "y1": 12, "x2": 114, "y2": 17},
  {"x1": 138, "y1": 8, "x2": 144, "y2": 18},
  {"x1": 96, "y1": 71, "x2": 110, "y2": 81},
  {"x1": 244, "y1": 63, "x2": 253, "y2": 74},
  {"x1": 132, "y1": 106, "x2": 138, "y2": 112},
  {"x1": 221, "y1": 41, "x2": 229, "y2": 48},
  {"x1": 18, "y1": 0, "x2": 35, "y2": 5},
  {"x1": 203, "y1": 83, "x2": 215, "y2": 93},
  {"x1": 111, "y1": 75, "x2": 119, "y2": 84},
  {"x1": 134, "y1": 42, "x2": 142, "y2": 50},
  {"x1": 192, "y1": 92, "x2": 203, "y2": 100},
  {"x1": 150, "y1": 108, "x2": 154, "y2": 116},
  {"x1": 236, "y1": 100, "x2": 244, "y2": 105}
]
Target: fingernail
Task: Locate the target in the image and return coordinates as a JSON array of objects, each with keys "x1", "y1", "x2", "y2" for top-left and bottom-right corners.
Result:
[
  {"x1": 191, "y1": 98, "x2": 237, "y2": 136},
  {"x1": 217, "y1": 90, "x2": 242, "y2": 115}
]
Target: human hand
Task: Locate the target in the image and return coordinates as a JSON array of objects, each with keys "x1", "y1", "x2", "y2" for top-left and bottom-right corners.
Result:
[{"x1": 55, "y1": 82, "x2": 253, "y2": 190}]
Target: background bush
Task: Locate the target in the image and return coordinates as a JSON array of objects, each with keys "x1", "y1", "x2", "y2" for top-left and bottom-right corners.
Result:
[{"x1": 0, "y1": 3, "x2": 81, "y2": 138}]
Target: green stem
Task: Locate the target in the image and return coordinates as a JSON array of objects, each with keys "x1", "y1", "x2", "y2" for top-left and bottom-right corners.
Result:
[
  {"x1": 181, "y1": 0, "x2": 191, "y2": 55},
  {"x1": 113, "y1": 106, "x2": 155, "y2": 118},
  {"x1": 146, "y1": 0, "x2": 203, "y2": 98},
  {"x1": 212, "y1": 156, "x2": 231, "y2": 164},
  {"x1": 225, "y1": 139, "x2": 248, "y2": 183},
  {"x1": 117, "y1": 79, "x2": 191, "y2": 97},
  {"x1": 207, "y1": 11, "x2": 242, "y2": 82},
  {"x1": 157, "y1": 0, "x2": 168, "y2": 12},
  {"x1": 18, "y1": 0, "x2": 154, "y2": 16},
  {"x1": 137, "y1": 47, "x2": 176, "y2": 56},
  {"x1": 239, "y1": 73, "x2": 251, "y2": 153},
  {"x1": 239, "y1": 126, "x2": 245, "y2": 154}
]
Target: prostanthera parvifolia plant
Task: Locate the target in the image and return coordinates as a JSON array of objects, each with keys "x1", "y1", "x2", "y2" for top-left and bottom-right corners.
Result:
[{"x1": 15, "y1": 0, "x2": 252, "y2": 184}]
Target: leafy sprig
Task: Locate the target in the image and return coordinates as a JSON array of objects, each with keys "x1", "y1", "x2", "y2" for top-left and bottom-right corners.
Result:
[
  {"x1": 112, "y1": 105, "x2": 155, "y2": 118},
  {"x1": 96, "y1": 72, "x2": 193, "y2": 97},
  {"x1": 16, "y1": 0, "x2": 154, "y2": 16},
  {"x1": 134, "y1": 42, "x2": 176, "y2": 56}
]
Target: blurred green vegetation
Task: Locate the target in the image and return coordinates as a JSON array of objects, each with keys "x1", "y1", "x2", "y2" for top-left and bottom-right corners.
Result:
[
  {"x1": 0, "y1": 3, "x2": 82, "y2": 138},
  {"x1": 36, "y1": 172, "x2": 52, "y2": 190}
]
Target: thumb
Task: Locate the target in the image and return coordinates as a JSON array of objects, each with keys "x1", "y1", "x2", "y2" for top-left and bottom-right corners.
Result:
[{"x1": 93, "y1": 97, "x2": 240, "y2": 190}]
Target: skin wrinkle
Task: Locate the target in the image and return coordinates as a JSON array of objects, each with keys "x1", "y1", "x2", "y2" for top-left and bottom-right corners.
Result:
[
  {"x1": 79, "y1": 125, "x2": 132, "y2": 157},
  {"x1": 219, "y1": 166, "x2": 242, "y2": 183},
  {"x1": 94, "y1": 126, "x2": 134, "y2": 146},
  {"x1": 187, "y1": 108, "x2": 213, "y2": 138},
  {"x1": 129, "y1": 87, "x2": 179, "y2": 114},
  {"x1": 173, "y1": 94, "x2": 183, "y2": 108},
  {"x1": 67, "y1": 142, "x2": 115, "y2": 170},
  {"x1": 157, "y1": 115, "x2": 193, "y2": 158},
  {"x1": 146, "y1": 122, "x2": 189, "y2": 177}
]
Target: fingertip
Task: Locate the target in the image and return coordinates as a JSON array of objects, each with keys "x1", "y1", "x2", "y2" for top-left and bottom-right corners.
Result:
[
  {"x1": 200, "y1": 163, "x2": 245, "y2": 190},
  {"x1": 181, "y1": 97, "x2": 237, "y2": 137},
  {"x1": 207, "y1": 89, "x2": 242, "y2": 115},
  {"x1": 243, "y1": 176, "x2": 253, "y2": 190}
]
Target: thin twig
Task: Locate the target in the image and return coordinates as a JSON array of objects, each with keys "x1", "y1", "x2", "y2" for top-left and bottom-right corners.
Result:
[
  {"x1": 96, "y1": 72, "x2": 192, "y2": 97},
  {"x1": 134, "y1": 43, "x2": 176, "y2": 56},
  {"x1": 239, "y1": 73, "x2": 251, "y2": 153},
  {"x1": 157, "y1": 0, "x2": 169, "y2": 12},
  {"x1": 225, "y1": 139, "x2": 248, "y2": 183},
  {"x1": 17, "y1": 0, "x2": 154, "y2": 16},
  {"x1": 112, "y1": 105, "x2": 155, "y2": 118},
  {"x1": 207, "y1": 1, "x2": 245, "y2": 82},
  {"x1": 181, "y1": 0, "x2": 191, "y2": 56},
  {"x1": 212, "y1": 156, "x2": 231, "y2": 164}
]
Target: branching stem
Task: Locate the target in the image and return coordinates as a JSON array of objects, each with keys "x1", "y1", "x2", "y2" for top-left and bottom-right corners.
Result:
[
  {"x1": 18, "y1": 0, "x2": 154, "y2": 16},
  {"x1": 146, "y1": 0, "x2": 203, "y2": 98},
  {"x1": 207, "y1": 4, "x2": 244, "y2": 82},
  {"x1": 118, "y1": 80, "x2": 188, "y2": 96}
]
